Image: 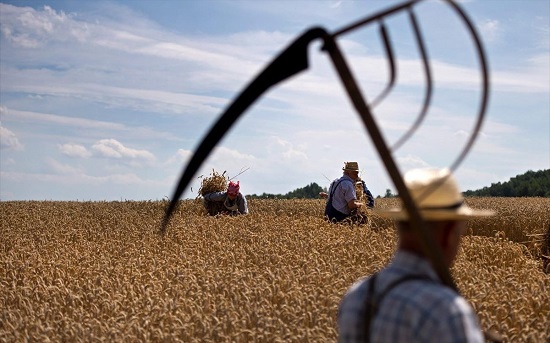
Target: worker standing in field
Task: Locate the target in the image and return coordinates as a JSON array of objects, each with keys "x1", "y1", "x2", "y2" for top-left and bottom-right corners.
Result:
[
  {"x1": 203, "y1": 180, "x2": 248, "y2": 215},
  {"x1": 338, "y1": 168, "x2": 495, "y2": 342},
  {"x1": 321, "y1": 162, "x2": 367, "y2": 222}
]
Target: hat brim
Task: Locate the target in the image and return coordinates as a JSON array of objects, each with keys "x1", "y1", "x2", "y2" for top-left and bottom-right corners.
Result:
[{"x1": 375, "y1": 205, "x2": 494, "y2": 221}]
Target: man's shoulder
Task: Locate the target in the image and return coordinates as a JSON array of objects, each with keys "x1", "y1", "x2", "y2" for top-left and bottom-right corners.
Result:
[
  {"x1": 391, "y1": 277, "x2": 460, "y2": 303},
  {"x1": 374, "y1": 259, "x2": 456, "y2": 304},
  {"x1": 378, "y1": 272, "x2": 470, "y2": 320},
  {"x1": 336, "y1": 175, "x2": 354, "y2": 186},
  {"x1": 343, "y1": 276, "x2": 371, "y2": 301},
  {"x1": 340, "y1": 273, "x2": 465, "y2": 317},
  {"x1": 339, "y1": 276, "x2": 372, "y2": 324}
]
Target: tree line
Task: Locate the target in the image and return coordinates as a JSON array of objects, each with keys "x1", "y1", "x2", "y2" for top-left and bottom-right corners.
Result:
[
  {"x1": 248, "y1": 182, "x2": 396, "y2": 199},
  {"x1": 463, "y1": 169, "x2": 550, "y2": 197},
  {"x1": 248, "y1": 169, "x2": 549, "y2": 199},
  {"x1": 249, "y1": 182, "x2": 327, "y2": 199}
]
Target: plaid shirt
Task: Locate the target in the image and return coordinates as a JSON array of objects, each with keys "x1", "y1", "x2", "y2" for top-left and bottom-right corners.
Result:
[{"x1": 338, "y1": 251, "x2": 484, "y2": 343}]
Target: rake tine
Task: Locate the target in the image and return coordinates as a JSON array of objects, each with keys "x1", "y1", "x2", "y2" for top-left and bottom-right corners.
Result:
[
  {"x1": 333, "y1": 0, "x2": 421, "y2": 37},
  {"x1": 391, "y1": 0, "x2": 490, "y2": 207},
  {"x1": 446, "y1": 0, "x2": 490, "y2": 175},
  {"x1": 391, "y1": 7, "x2": 433, "y2": 151},
  {"x1": 321, "y1": 34, "x2": 458, "y2": 292},
  {"x1": 370, "y1": 21, "x2": 397, "y2": 108}
]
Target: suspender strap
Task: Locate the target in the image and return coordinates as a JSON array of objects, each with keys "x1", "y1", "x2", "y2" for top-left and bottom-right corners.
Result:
[
  {"x1": 328, "y1": 178, "x2": 354, "y2": 209},
  {"x1": 364, "y1": 273, "x2": 432, "y2": 342},
  {"x1": 330, "y1": 178, "x2": 353, "y2": 197},
  {"x1": 363, "y1": 273, "x2": 378, "y2": 342},
  {"x1": 325, "y1": 178, "x2": 355, "y2": 222}
]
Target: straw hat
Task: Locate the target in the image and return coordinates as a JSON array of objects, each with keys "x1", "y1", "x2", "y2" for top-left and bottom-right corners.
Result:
[
  {"x1": 343, "y1": 161, "x2": 360, "y2": 171},
  {"x1": 376, "y1": 168, "x2": 494, "y2": 220}
]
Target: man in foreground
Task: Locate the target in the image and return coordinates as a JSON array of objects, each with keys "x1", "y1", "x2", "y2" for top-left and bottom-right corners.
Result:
[{"x1": 338, "y1": 168, "x2": 494, "y2": 342}]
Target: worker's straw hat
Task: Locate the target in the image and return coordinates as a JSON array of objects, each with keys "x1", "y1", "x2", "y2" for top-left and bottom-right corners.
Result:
[
  {"x1": 377, "y1": 168, "x2": 494, "y2": 220},
  {"x1": 343, "y1": 161, "x2": 360, "y2": 171}
]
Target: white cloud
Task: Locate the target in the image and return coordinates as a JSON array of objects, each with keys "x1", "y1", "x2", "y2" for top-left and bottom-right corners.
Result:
[
  {"x1": 1, "y1": 108, "x2": 179, "y2": 141},
  {"x1": 534, "y1": 16, "x2": 550, "y2": 50},
  {"x1": 0, "y1": 2, "x2": 266, "y2": 83},
  {"x1": 166, "y1": 148, "x2": 192, "y2": 166},
  {"x1": 206, "y1": 146, "x2": 257, "y2": 175},
  {"x1": 0, "y1": 74, "x2": 226, "y2": 117},
  {"x1": 1, "y1": 158, "x2": 16, "y2": 168},
  {"x1": 107, "y1": 173, "x2": 144, "y2": 185},
  {"x1": 46, "y1": 158, "x2": 83, "y2": 175},
  {"x1": 0, "y1": 122, "x2": 24, "y2": 151},
  {"x1": 330, "y1": 1, "x2": 342, "y2": 9},
  {"x1": 91, "y1": 139, "x2": 155, "y2": 164},
  {"x1": 0, "y1": 4, "x2": 84, "y2": 48},
  {"x1": 58, "y1": 143, "x2": 92, "y2": 158},
  {"x1": 3, "y1": 107, "x2": 125, "y2": 130},
  {"x1": 478, "y1": 19, "x2": 500, "y2": 43},
  {"x1": 491, "y1": 54, "x2": 550, "y2": 93},
  {"x1": 396, "y1": 154, "x2": 431, "y2": 171},
  {"x1": 1, "y1": 169, "x2": 154, "y2": 187},
  {"x1": 267, "y1": 136, "x2": 309, "y2": 162}
]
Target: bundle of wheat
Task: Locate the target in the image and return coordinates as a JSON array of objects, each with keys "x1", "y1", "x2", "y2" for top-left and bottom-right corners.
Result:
[
  {"x1": 198, "y1": 169, "x2": 228, "y2": 196},
  {"x1": 347, "y1": 179, "x2": 370, "y2": 225},
  {"x1": 355, "y1": 180, "x2": 366, "y2": 203},
  {"x1": 198, "y1": 169, "x2": 229, "y2": 215}
]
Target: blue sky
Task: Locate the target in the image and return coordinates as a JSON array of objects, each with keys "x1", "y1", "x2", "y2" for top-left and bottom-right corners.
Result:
[{"x1": 1, "y1": 0, "x2": 548, "y2": 201}]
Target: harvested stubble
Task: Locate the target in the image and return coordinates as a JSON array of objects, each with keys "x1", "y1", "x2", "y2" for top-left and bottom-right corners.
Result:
[{"x1": 1, "y1": 198, "x2": 549, "y2": 342}]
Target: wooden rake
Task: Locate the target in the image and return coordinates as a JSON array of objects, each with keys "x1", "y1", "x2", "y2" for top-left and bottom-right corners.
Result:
[{"x1": 161, "y1": 0, "x2": 500, "y2": 340}]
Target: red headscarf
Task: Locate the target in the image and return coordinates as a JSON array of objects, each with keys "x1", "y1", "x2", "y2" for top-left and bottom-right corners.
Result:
[{"x1": 227, "y1": 181, "x2": 240, "y2": 196}]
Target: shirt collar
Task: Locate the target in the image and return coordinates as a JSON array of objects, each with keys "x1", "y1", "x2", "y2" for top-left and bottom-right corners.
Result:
[
  {"x1": 342, "y1": 174, "x2": 354, "y2": 182},
  {"x1": 389, "y1": 250, "x2": 441, "y2": 282}
]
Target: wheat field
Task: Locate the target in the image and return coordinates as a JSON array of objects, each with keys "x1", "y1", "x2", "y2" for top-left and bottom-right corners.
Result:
[{"x1": 1, "y1": 198, "x2": 549, "y2": 342}]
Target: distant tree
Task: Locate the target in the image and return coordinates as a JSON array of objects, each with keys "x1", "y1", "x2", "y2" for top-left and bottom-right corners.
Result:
[
  {"x1": 248, "y1": 182, "x2": 326, "y2": 199},
  {"x1": 285, "y1": 182, "x2": 324, "y2": 199},
  {"x1": 384, "y1": 189, "x2": 396, "y2": 198},
  {"x1": 463, "y1": 169, "x2": 550, "y2": 197},
  {"x1": 249, "y1": 192, "x2": 283, "y2": 199}
]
